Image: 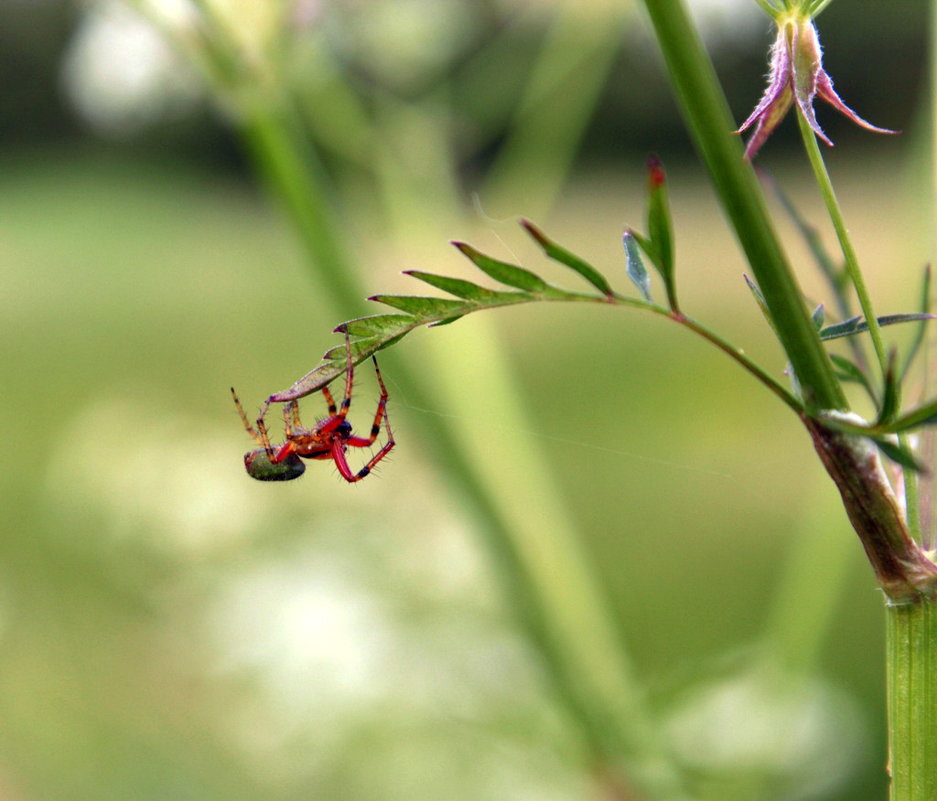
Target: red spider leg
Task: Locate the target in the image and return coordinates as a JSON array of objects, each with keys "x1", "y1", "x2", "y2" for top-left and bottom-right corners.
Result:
[
  {"x1": 345, "y1": 357, "x2": 390, "y2": 448},
  {"x1": 332, "y1": 356, "x2": 395, "y2": 482},
  {"x1": 317, "y1": 333, "x2": 356, "y2": 436}
]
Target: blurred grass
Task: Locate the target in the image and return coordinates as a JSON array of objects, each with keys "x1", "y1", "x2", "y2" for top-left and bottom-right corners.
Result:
[{"x1": 1, "y1": 146, "x2": 910, "y2": 799}]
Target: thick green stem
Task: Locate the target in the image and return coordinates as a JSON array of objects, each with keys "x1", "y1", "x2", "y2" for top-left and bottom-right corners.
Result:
[
  {"x1": 887, "y1": 595, "x2": 937, "y2": 801},
  {"x1": 638, "y1": 0, "x2": 846, "y2": 412}
]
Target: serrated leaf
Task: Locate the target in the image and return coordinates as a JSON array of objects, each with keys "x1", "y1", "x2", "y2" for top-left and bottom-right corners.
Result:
[
  {"x1": 622, "y1": 231, "x2": 652, "y2": 301},
  {"x1": 453, "y1": 242, "x2": 549, "y2": 292},
  {"x1": 403, "y1": 270, "x2": 509, "y2": 301},
  {"x1": 521, "y1": 219, "x2": 613, "y2": 296},
  {"x1": 819, "y1": 312, "x2": 935, "y2": 341},
  {"x1": 370, "y1": 294, "x2": 468, "y2": 317}
]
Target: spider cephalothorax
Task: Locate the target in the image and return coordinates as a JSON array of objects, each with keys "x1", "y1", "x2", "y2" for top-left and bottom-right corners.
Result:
[{"x1": 231, "y1": 335, "x2": 395, "y2": 483}]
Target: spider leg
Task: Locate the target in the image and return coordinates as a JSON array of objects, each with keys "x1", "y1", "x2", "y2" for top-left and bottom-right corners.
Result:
[
  {"x1": 335, "y1": 355, "x2": 395, "y2": 482},
  {"x1": 346, "y1": 356, "x2": 391, "y2": 448},
  {"x1": 338, "y1": 332, "x2": 355, "y2": 417},
  {"x1": 230, "y1": 387, "x2": 270, "y2": 450},
  {"x1": 283, "y1": 399, "x2": 301, "y2": 435},
  {"x1": 321, "y1": 385, "x2": 338, "y2": 416},
  {"x1": 330, "y1": 434, "x2": 395, "y2": 482},
  {"x1": 318, "y1": 333, "x2": 357, "y2": 436}
]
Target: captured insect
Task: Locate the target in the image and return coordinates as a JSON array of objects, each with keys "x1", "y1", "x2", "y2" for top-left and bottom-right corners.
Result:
[{"x1": 231, "y1": 334, "x2": 395, "y2": 483}]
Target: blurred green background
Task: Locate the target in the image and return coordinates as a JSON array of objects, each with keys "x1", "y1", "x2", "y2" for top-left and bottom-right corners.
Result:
[{"x1": 2, "y1": 1, "x2": 931, "y2": 799}]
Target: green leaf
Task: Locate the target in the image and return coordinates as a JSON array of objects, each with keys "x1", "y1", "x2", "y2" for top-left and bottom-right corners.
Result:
[
  {"x1": 369, "y1": 294, "x2": 468, "y2": 317},
  {"x1": 453, "y1": 242, "x2": 549, "y2": 292},
  {"x1": 811, "y1": 304, "x2": 825, "y2": 330},
  {"x1": 403, "y1": 270, "x2": 511, "y2": 302},
  {"x1": 819, "y1": 313, "x2": 935, "y2": 341},
  {"x1": 829, "y1": 353, "x2": 876, "y2": 401},
  {"x1": 338, "y1": 314, "x2": 416, "y2": 339},
  {"x1": 645, "y1": 156, "x2": 677, "y2": 308},
  {"x1": 743, "y1": 274, "x2": 777, "y2": 333},
  {"x1": 622, "y1": 231, "x2": 652, "y2": 301},
  {"x1": 521, "y1": 219, "x2": 613, "y2": 296},
  {"x1": 428, "y1": 315, "x2": 464, "y2": 327},
  {"x1": 901, "y1": 264, "x2": 932, "y2": 380},
  {"x1": 877, "y1": 398, "x2": 937, "y2": 434},
  {"x1": 873, "y1": 437, "x2": 927, "y2": 473},
  {"x1": 876, "y1": 350, "x2": 900, "y2": 426}
]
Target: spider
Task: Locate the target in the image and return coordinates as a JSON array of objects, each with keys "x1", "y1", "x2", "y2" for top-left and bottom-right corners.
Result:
[{"x1": 231, "y1": 335, "x2": 395, "y2": 483}]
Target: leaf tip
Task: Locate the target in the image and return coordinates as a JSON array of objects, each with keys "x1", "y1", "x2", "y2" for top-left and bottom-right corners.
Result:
[
  {"x1": 646, "y1": 154, "x2": 666, "y2": 188},
  {"x1": 520, "y1": 218, "x2": 546, "y2": 242}
]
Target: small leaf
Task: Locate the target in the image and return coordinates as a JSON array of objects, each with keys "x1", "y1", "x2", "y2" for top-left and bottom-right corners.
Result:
[
  {"x1": 743, "y1": 274, "x2": 778, "y2": 334},
  {"x1": 829, "y1": 353, "x2": 876, "y2": 400},
  {"x1": 818, "y1": 314, "x2": 863, "y2": 340},
  {"x1": 878, "y1": 397, "x2": 937, "y2": 434},
  {"x1": 876, "y1": 350, "x2": 900, "y2": 425},
  {"x1": 403, "y1": 270, "x2": 509, "y2": 302},
  {"x1": 622, "y1": 231, "x2": 652, "y2": 301},
  {"x1": 428, "y1": 315, "x2": 464, "y2": 327},
  {"x1": 645, "y1": 156, "x2": 677, "y2": 308},
  {"x1": 873, "y1": 437, "x2": 927, "y2": 473},
  {"x1": 901, "y1": 264, "x2": 932, "y2": 380},
  {"x1": 811, "y1": 304, "x2": 825, "y2": 330},
  {"x1": 453, "y1": 242, "x2": 548, "y2": 292},
  {"x1": 521, "y1": 219, "x2": 613, "y2": 296},
  {"x1": 338, "y1": 314, "x2": 416, "y2": 339},
  {"x1": 370, "y1": 294, "x2": 468, "y2": 317},
  {"x1": 819, "y1": 312, "x2": 935, "y2": 341}
]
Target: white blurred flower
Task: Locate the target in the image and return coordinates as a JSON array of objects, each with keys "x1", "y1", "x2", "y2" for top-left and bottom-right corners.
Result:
[{"x1": 61, "y1": 0, "x2": 202, "y2": 136}]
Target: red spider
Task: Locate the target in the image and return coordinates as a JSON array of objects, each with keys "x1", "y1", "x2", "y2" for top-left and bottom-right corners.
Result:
[{"x1": 231, "y1": 335, "x2": 395, "y2": 483}]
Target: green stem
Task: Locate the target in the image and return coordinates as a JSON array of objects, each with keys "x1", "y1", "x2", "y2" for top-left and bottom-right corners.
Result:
[
  {"x1": 639, "y1": 0, "x2": 846, "y2": 413},
  {"x1": 886, "y1": 595, "x2": 937, "y2": 801},
  {"x1": 795, "y1": 112, "x2": 889, "y2": 379}
]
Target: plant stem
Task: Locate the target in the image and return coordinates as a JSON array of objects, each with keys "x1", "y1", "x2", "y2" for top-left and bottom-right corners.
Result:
[
  {"x1": 886, "y1": 595, "x2": 937, "y2": 801},
  {"x1": 795, "y1": 112, "x2": 889, "y2": 380},
  {"x1": 638, "y1": 0, "x2": 846, "y2": 413}
]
